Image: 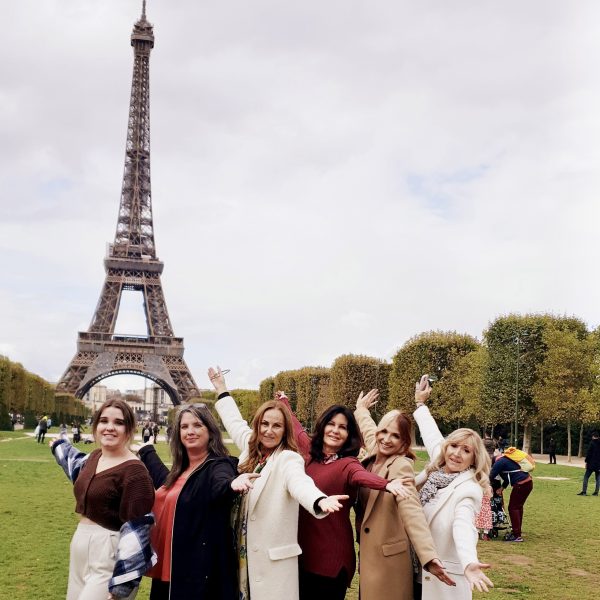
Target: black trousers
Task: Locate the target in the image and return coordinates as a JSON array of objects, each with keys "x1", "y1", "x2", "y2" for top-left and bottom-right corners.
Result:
[
  {"x1": 549, "y1": 452, "x2": 556, "y2": 464},
  {"x1": 150, "y1": 578, "x2": 170, "y2": 600},
  {"x1": 299, "y1": 568, "x2": 348, "y2": 600}
]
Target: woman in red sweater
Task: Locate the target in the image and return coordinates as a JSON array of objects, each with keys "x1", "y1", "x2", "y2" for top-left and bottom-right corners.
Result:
[{"x1": 278, "y1": 393, "x2": 406, "y2": 600}]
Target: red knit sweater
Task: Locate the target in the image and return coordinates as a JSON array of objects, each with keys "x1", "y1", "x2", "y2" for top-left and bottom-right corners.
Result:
[{"x1": 282, "y1": 401, "x2": 389, "y2": 584}]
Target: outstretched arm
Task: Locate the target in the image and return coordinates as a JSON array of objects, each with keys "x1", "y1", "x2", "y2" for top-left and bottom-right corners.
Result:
[
  {"x1": 50, "y1": 438, "x2": 90, "y2": 483},
  {"x1": 413, "y1": 374, "x2": 444, "y2": 462},
  {"x1": 354, "y1": 389, "x2": 380, "y2": 455},
  {"x1": 209, "y1": 366, "x2": 252, "y2": 454},
  {"x1": 276, "y1": 391, "x2": 311, "y2": 458}
]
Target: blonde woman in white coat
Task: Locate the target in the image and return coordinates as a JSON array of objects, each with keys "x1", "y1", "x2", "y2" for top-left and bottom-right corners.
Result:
[
  {"x1": 209, "y1": 367, "x2": 348, "y2": 600},
  {"x1": 413, "y1": 375, "x2": 493, "y2": 599}
]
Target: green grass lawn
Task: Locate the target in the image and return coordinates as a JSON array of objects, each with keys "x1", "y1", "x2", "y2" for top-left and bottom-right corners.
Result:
[{"x1": 1, "y1": 436, "x2": 598, "y2": 599}]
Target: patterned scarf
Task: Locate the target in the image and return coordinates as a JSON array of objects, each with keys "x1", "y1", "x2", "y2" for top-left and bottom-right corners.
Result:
[{"x1": 419, "y1": 469, "x2": 462, "y2": 506}]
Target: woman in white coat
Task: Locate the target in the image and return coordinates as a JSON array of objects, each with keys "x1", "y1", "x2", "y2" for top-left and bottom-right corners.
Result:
[
  {"x1": 209, "y1": 367, "x2": 347, "y2": 600},
  {"x1": 413, "y1": 375, "x2": 493, "y2": 599}
]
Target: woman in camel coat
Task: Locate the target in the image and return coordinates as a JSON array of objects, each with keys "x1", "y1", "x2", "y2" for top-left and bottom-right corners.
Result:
[{"x1": 355, "y1": 391, "x2": 454, "y2": 600}]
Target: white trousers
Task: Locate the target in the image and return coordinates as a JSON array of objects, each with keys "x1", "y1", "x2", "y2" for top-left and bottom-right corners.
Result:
[{"x1": 67, "y1": 522, "x2": 137, "y2": 600}]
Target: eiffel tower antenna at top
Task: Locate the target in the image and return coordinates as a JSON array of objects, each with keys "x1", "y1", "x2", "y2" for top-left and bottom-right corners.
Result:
[{"x1": 142, "y1": 0, "x2": 146, "y2": 20}]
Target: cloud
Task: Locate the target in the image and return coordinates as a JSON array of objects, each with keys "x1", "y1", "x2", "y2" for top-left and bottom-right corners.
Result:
[{"x1": 1, "y1": 0, "x2": 599, "y2": 391}]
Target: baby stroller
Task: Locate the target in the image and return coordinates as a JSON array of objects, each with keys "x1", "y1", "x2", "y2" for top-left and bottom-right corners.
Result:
[{"x1": 489, "y1": 478, "x2": 509, "y2": 539}]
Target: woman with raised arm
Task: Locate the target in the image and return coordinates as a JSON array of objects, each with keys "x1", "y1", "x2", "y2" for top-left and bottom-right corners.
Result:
[
  {"x1": 134, "y1": 402, "x2": 255, "y2": 600},
  {"x1": 413, "y1": 375, "x2": 493, "y2": 599},
  {"x1": 275, "y1": 392, "x2": 409, "y2": 600},
  {"x1": 354, "y1": 389, "x2": 455, "y2": 600},
  {"x1": 209, "y1": 367, "x2": 348, "y2": 600},
  {"x1": 50, "y1": 399, "x2": 155, "y2": 600}
]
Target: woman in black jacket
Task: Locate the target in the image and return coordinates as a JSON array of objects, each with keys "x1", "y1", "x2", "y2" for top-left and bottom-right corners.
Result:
[{"x1": 137, "y1": 403, "x2": 257, "y2": 600}]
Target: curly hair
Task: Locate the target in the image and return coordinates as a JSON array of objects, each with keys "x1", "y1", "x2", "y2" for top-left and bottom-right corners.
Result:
[
  {"x1": 426, "y1": 428, "x2": 490, "y2": 491},
  {"x1": 238, "y1": 400, "x2": 298, "y2": 474},
  {"x1": 310, "y1": 405, "x2": 364, "y2": 462}
]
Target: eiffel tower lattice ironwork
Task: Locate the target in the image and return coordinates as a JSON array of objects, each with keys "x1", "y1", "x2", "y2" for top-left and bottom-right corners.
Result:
[{"x1": 57, "y1": 3, "x2": 199, "y2": 405}]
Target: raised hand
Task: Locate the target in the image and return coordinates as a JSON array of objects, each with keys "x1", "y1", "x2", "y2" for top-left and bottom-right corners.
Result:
[
  {"x1": 231, "y1": 472, "x2": 261, "y2": 493},
  {"x1": 208, "y1": 366, "x2": 228, "y2": 394},
  {"x1": 275, "y1": 390, "x2": 288, "y2": 401},
  {"x1": 356, "y1": 389, "x2": 379, "y2": 411},
  {"x1": 425, "y1": 559, "x2": 456, "y2": 587},
  {"x1": 318, "y1": 494, "x2": 350, "y2": 514},
  {"x1": 415, "y1": 374, "x2": 432, "y2": 405},
  {"x1": 465, "y1": 562, "x2": 493, "y2": 592},
  {"x1": 386, "y1": 479, "x2": 411, "y2": 499}
]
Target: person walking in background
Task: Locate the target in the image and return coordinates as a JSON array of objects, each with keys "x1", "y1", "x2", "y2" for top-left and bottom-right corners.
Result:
[
  {"x1": 413, "y1": 375, "x2": 493, "y2": 598},
  {"x1": 37, "y1": 415, "x2": 48, "y2": 443},
  {"x1": 496, "y1": 436, "x2": 506, "y2": 453},
  {"x1": 548, "y1": 437, "x2": 557, "y2": 465},
  {"x1": 135, "y1": 403, "x2": 251, "y2": 599},
  {"x1": 49, "y1": 398, "x2": 155, "y2": 600},
  {"x1": 142, "y1": 422, "x2": 152, "y2": 443},
  {"x1": 489, "y1": 447, "x2": 533, "y2": 542},
  {"x1": 483, "y1": 434, "x2": 496, "y2": 462},
  {"x1": 209, "y1": 367, "x2": 347, "y2": 600},
  {"x1": 152, "y1": 423, "x2": 160, "y2": 444},
  {"x1": 577, "y1": 430, "x2": 600, "y2": 497}
]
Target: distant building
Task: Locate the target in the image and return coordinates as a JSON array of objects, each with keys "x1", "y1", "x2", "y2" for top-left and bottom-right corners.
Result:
[{"x1": 84, "y1": 385, "x2": 107, "y2": 413}]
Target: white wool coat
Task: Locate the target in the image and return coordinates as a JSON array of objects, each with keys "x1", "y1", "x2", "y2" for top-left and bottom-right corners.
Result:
[
  {"x1": 414, "y1": 405, "x2": 484, "y2": 600},
  {"x1": 216, "y1": 394, "x2": 326, "y2": 600}
]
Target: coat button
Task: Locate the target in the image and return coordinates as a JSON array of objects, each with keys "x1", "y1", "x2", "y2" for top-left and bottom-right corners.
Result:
[
  {"x1": 250, "y1": 516, "x2": 256, "y2": 521},
  {"x1": 425, "y1": 576, "x2": 430, "y2": 581}
]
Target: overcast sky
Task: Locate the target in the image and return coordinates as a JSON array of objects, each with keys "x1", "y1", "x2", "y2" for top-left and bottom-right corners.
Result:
[{"x1": 1, "y1": 0, "x2": 599, "y2": 394}]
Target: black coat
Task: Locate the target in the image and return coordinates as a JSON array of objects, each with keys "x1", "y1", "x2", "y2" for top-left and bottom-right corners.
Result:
[
  {"x1": 586, "y1": 438, "x2": 600, "y2": 470},
  {"x1": 139, "y1": 445, "x2": 239, "y2": 600}
]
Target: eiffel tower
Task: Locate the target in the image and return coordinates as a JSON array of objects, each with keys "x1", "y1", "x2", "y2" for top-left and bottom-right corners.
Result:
[{"x1": 57, "y1": 2, "x2": 199, "y2": 405}]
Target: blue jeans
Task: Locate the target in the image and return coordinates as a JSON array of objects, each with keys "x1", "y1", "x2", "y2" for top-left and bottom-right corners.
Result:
[{"x1": 582, "y1": 467, "x2": 600, "y2": 494}]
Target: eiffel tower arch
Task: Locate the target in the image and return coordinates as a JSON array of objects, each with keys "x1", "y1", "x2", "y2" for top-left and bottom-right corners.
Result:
[{"x1": 57, "y1": 3, "x2": 199, "y2": 405}]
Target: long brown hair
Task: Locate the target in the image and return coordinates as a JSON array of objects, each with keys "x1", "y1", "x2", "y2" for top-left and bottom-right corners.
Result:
[
  {"x1": 376, "y1": 410, "x2": 416, "y2": 460},
  {"x1": 165, "y1": 403, "x2": 230, "y2": 488},
  {"x1": 238, "y1": 400, "x2": 298, "y2": 473}
]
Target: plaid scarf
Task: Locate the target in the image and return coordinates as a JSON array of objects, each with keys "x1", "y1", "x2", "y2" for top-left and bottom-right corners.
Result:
[{"x1": 419, "y1": 469, "x2": 461, "y2": 506}]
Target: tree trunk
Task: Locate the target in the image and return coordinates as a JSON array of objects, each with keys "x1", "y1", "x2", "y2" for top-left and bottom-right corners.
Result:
[
  {"x1": 522, "y1": 422, "x2": 532, "y2": 453},
  {"x1": 567, "y1": 419, "x2": 572, "y2": 463},
  {"x1": 540, "y1": 420, "x2": 544, "y2": 454},
  {"x1": 578, "y1": 423, "x2": 584, "y2": 458},
  {"x1": 491, "y1": 424, "x2": 495, "y2": 437}
]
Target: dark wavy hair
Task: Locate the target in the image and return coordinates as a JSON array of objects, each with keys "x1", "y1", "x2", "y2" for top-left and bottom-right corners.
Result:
[
  {"x1": 310, "y1": 405, "x2": 364, "y2": 462},
  {"x1": 165, "y1": 403, "x2": 229, "y2": 489},
  {"x1": 91, "y1": 398, "x2": 136, "y2": 442}
]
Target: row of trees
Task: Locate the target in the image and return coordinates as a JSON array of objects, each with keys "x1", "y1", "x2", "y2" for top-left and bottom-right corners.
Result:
[
  {"x1": 249, "y1": 314, "x2": 600, "y2": 459},
  {"x1": 0, "y1": 355, "x2": 88, "y2": 429}
]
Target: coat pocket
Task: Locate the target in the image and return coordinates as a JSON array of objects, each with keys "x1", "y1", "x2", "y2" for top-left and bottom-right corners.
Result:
[
  {"x1": 442, "y1": 560, "x2": 464, "y2": 575},
  {"x1": 268, "y1": 543, "x2": 302, "y2": 561},
  {"x1": 381, "y1": 539, "x2": 407, "y2": 557}
]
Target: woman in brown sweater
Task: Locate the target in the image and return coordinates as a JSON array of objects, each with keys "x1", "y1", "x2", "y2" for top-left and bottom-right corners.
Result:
[{"x1": 51, "y1": 399, "x2": 155, "y2": 600}]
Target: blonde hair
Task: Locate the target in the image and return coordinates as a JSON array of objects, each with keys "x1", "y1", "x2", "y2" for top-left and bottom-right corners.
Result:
[
  {"x1": 426, "y1": 428, "x2": 490, "y2": 491},
  {"x1": 238, "y1": 400, "x2": 298, "y2": 473}
]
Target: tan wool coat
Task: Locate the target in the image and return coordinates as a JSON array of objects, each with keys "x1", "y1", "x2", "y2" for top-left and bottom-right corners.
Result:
[{"x1": 355, "y1": 407, "x2": 439, "y2": 600}]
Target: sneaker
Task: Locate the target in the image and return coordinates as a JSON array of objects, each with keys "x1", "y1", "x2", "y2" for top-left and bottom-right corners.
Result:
[
  {"x1": 507, "y1": 536, "x2": 524, "y2": 542},
  {"x1": 504, "y1": 533, "x2": 515, "y2": 541},
  {"x1": 481, "y1": 534, "x2": 491, "y2": 541},
  {"x1": 577, "y1": 492, "x2": 587, "y2": 496},
  {"x1": 593, "y1": 492, "x2": 599, "y2": 496}
]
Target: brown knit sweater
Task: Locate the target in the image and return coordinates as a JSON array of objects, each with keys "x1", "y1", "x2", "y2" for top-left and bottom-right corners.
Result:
[{"x1": 73, "y1": 449, "x2": 155, "y2": 531}]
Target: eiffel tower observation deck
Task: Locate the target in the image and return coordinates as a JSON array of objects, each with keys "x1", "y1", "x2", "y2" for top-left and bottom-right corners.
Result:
[{"x1": 57, "y1": 2, "x2": 200, "y2": 404}]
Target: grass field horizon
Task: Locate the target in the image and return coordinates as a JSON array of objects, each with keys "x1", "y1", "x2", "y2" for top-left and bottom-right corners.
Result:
[{"x1": 1, "y1": 430, "x2": 599, "y2": 599}]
